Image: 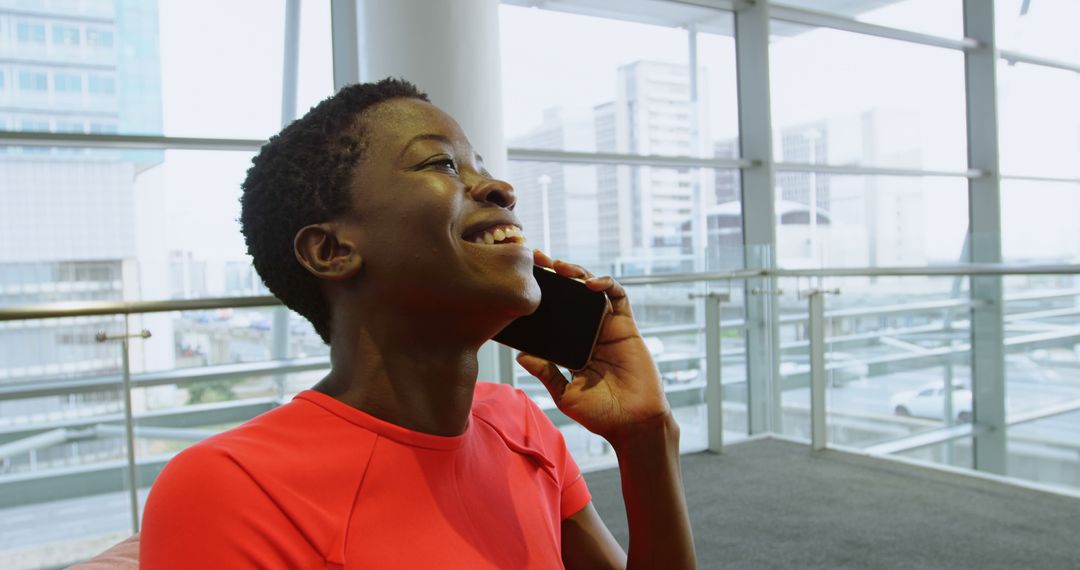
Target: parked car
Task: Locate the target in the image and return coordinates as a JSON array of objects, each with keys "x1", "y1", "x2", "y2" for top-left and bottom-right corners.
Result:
[{"x1": 890, "y1": 383, "x2": 972, "y2": 423}]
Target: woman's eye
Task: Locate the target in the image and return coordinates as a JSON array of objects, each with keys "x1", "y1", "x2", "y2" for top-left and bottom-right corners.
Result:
[{"x1": 429, "y1": 158, "x2": 458, "y2": 173}]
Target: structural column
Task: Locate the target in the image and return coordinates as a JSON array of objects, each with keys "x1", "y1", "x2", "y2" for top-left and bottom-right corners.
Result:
[
  {"x1": 963, "y1": 0, "x2": 1007, "y2": 474},
  {"x1": 735, "y1": 0, "x2": 781, "y2": 434},
  {"x1": 337, "y1": 0, "x2": 512, "y2": 382}
]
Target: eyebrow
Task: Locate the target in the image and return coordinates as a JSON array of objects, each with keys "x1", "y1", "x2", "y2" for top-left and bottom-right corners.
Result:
[{"x1": 398, "y1": 133, "x2": 454, "y2": 161}]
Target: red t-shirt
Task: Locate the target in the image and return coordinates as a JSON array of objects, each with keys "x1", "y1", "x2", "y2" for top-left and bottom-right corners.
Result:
[{"x1": 141, "y1": 382, "x2": 591, "y2": 569}]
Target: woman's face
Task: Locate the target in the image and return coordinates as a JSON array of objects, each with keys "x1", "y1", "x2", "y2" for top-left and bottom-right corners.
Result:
[{"x1": 339, "y1": 98, "x2": 541, "y2": 329}]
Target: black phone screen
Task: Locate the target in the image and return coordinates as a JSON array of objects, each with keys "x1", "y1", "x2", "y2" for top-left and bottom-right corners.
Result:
[{"x1": 492, "y1": 266, "x2": 609, "y2": 370}]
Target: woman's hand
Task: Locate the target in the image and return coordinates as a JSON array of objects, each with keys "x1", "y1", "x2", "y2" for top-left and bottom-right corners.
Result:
[{"x1": 515, "y1": 250, "x2": 671, "y2": 444}]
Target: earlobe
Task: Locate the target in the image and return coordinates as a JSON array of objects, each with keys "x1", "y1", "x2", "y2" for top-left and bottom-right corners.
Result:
[{"x1": 293, "y1": 224, "x2": 363, "y2": 281}]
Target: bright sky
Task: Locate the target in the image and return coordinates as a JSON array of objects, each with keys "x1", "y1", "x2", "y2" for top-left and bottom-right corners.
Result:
[{"x1": 149, "y1": 0, "x2": 1080, "y2": 272}]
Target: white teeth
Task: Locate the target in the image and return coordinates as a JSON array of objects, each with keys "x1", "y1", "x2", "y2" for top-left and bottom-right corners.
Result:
[{"x1": 467, "y1": 224, "x2": 527, "y2": 245}]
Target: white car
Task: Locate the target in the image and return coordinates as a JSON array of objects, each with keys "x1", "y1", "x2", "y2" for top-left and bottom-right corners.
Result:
[{"x1": 890, "y1": 383, "x2": 972, "y2": 423}]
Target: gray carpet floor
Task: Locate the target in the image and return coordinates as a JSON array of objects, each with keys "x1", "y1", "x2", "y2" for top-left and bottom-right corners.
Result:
[{"x1": 585, "y1": 438, "x2": 1080, "y2": 569}]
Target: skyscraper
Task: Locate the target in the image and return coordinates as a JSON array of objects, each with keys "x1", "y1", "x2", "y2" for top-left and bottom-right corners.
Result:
[
  {"x1": 593, "y1": 60, "x2": 710, "y2": 274},
  {"x1": 0, "y1": 0, "x2": 163, "y2": 462}
]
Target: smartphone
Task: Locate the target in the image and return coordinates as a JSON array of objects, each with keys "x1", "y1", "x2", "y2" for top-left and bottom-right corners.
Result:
[{"x1": 493, "y1": 265, "x2": 610, "y2": 370}]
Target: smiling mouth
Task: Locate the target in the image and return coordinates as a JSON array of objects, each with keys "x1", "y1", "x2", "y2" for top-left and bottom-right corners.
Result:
[{"x1": 464, "y1": 224, "x2": 527, "y2": 246}]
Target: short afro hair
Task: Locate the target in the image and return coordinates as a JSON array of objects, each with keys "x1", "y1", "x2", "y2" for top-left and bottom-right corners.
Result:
[{"x1": 240, "y1": 78, "x2": 430, "y2": 344}]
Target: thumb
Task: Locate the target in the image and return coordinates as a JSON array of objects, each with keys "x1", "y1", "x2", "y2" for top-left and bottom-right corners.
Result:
[{"x1": 515, "y1": 352, "x2": 569, "y2": 404}]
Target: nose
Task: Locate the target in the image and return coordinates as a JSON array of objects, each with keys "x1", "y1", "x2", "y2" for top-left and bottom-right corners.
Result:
[{"x1": 469, "y1": 177, "x2": 516, "y2": 209}]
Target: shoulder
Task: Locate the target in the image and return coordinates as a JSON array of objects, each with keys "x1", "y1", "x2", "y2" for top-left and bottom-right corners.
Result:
[
  {"x1": 148, "y1": 395, "x2": 381, "y2": 520},
  {"x1": 142, "y1": 397, "x2": 378, "y2": 565},
  {"x1": 147, "y1": 398, "x2": 329, "y2": 503}
]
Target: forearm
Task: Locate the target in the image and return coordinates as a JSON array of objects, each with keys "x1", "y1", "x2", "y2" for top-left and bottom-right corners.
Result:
[{"x1": 610, "y1": 413, "x2": 696, "y2": 570}]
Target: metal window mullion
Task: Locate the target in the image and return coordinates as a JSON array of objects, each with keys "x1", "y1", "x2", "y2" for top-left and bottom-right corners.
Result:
[
  {"x1": 507, "y1": 147, "x2": 754, "y2": 169},
  {"x1": 272, "y1": 0, "x2": 302, "y2": 404},
  {"x1": 999, "y1": 49, "x2": 1080, "y2": 75},
  {"x1": 330, "y1": 0, "x2": 360, "y2": 89},
  {"x1": 963, "y1": 0, "x2": 1007, "y2": 475},
  {"x1": 775, "y1": 161, "x2": 982, "y2": 178},
  {"x1": 1001, "y1": 174, "x2": 1080, "y2": 185},
  {"x1": 0, "y1": 130, "x2": 265, "y2": 151},
  {"x1": 734, "y1": 0, "x2": 779, "y2": 435},
  {"x1": 770, "y1": 3, "x2": 976, "y2": 50}
]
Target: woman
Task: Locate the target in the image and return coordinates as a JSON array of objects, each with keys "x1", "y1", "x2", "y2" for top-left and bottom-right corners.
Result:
[{"x1": 140, "y1": 78, "x2": 695, "y2": 569}]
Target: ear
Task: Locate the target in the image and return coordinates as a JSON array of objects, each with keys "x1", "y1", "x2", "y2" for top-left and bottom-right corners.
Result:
[{"x1": 293, "y1": 223, "x2": 363, "y2": 281}]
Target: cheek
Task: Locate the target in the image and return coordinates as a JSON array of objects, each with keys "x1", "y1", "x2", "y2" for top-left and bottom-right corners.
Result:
[{"x1": 366, "y1": 206, "x2": 459, "y2": 265}]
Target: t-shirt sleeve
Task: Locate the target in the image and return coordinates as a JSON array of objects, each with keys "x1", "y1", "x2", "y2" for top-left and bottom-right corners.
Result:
[
  {"x1": 519, "y1": 391, "x2": 593, "y2": 519},
  {"x1": 140, "y1": 444, "x2": 323, "y2": 569}
]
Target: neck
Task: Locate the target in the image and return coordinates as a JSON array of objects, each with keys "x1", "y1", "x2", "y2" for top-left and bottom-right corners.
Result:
[{"x1": 314, "y1": 307, "x2": 490, "y2": 437}]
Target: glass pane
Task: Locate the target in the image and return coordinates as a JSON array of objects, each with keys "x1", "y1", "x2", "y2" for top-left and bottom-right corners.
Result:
[
  {"x1": 770, "y1": 23, "x2": 968, "y2": 171},
  {"x1": 998, "y1": 62, "x2": 1080, "y2": 179},
  {"x1": 159, "y1": 0, "x2": 284, "y2": 138},
  {"x1": 774, "y1": 175, "x2": 968, "y2": 268},
  {"x1": 128, "y1": 307, "x2": 328, "y2": 378},
  {"x1": 892, "y1": 436, "x2": 973, "y2": 469},
  {"x1": 996, "y1": 0, "x2": 1080, "y2": 65},
  {"x1": 773, "y1": 0, "x2": 962, "y2": 37},
  {"x1": 698, "y1": 30, "x2": 741, "y2": 162},
  {"x1": 0, "y1": 318, "x2": 132, "y2": 569},
  {"x1": 1008, "y1": 413, "x2": 1080, "y2": 491},
  {"x1": 500, "y1": 5, "x2": 739, "y2": 158},
  {"x1": 514, "y1": 280, "x2": 749, "y2": 470},
  {"x1": 295, "y1": 0, "x2": 334, "y2": 117},
  {"x1": 1003, "y1": 276, "x2": 1080, "y2": 478},
  {"x1": 0, "y1": 0, "x2": 292, "y2": 139},
  {"x1": 1001, "y1": 181, "x2": 1080, "y2": 264},
  {"x1": 0, "y1": 148, "x2": 265, "y2": 304},
  {"x1": 507, "y1": 162, "x2": 741, "y2": 276},
  {"x1": 776, "y1": 276, "x2": 972, "y2": 444}
]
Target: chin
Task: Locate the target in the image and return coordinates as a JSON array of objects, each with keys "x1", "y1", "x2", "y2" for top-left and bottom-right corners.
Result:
[{"x1": 489, "y1": 274, "x2": 542, "y2": 318}]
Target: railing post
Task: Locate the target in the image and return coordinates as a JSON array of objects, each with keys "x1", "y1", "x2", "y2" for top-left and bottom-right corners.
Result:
[
  {"x1": 801, "y1": 288, "x2": 839, "y2": 451},
  {"x1": 692, "y1": 291, "x2": 731, "y2": 452},
  {"x1": 96, "y1": 322, "x2": 151, "y2": 533}
]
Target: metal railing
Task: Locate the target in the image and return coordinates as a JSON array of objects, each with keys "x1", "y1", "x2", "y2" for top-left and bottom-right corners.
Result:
[{"x1": 1, "y1": 261, "x2": 1079, "y2": 515}]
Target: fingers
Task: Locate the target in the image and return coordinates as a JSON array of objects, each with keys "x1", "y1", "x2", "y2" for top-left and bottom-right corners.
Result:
[
  {"x1": 532, "y1": 249, "x2": 554, "y2": 269},
  {"x1": 586, "y1": 275, "x2": 633, "y2": 317},
  {"x1": 516, "y1": 352, "x2": 569, "y2": 403},
  {"x1": 532, "y1": 250, "x2": 592, "y2": 280},
  {"x1": 532, "y1": 250, "x2": 633, "y2": 317},
  {"x1": 552, "y1": 259, "x2": 592, "y2": 280}
]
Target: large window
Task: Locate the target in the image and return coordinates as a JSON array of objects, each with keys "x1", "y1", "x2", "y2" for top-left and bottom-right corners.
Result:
[
  {"x1": 0, "y1": 1, "x2": 333, "y2": 566},
  {"x1": 1, "y1": 1, "x2": 1079, "y2": 567}
]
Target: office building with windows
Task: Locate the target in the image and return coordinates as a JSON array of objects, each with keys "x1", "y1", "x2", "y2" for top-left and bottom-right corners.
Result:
[{"x1": 0, "y1": 0, "x2": 166, "y2": 468}]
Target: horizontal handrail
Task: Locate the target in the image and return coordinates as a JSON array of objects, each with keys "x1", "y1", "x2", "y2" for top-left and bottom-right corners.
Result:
[
  {"x1": 0, "y1": 356, "x2": 330, "y2": 401},
  {"x1": 1, "y1": 263, "x2": 1077, "y2": 321},
  {"x1": 769, "y1": 3, "x2": 977, "y2": 50},
  {"x1": 507, "y1": 147, "x2": 756, "y2": 169},
  {"x1": 0, "y1": 130, "x2": 266, "y2": 151},
  {"x1": 774, "y1": 161, "x2": 982, "y2": 179},
  {"x1": 0, "y1": 295, "x2": 281, "y2": 321}
]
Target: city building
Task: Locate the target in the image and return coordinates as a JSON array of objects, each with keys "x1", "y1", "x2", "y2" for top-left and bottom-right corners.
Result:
[
  {"x1": 507, "y1": 106, "x2": 601, "y2": 268},
  {"x1": 0, "y1": 0, "x2": 165, "y2": 464},
  {"x1": 594, "y1": 60, "x2": 711, "y2": 275}
]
